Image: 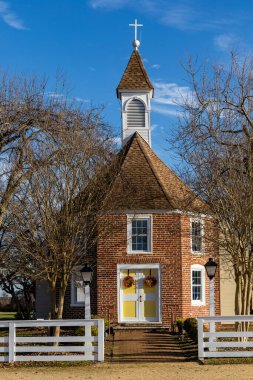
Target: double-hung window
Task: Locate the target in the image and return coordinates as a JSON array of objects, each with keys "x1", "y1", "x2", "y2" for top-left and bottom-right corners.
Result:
[
  {"x1": 71, "y1": 268, "x2": 85, "y2": 306},
  {"x1": 127, "y1": 215, "x2": 152, "y2": 253},
  {"x1": 191, "y1": 219, "x2": 204, "y2": 253},
  {"x1": 191, "y1": 265, "x2": 205, "y2": 306}
]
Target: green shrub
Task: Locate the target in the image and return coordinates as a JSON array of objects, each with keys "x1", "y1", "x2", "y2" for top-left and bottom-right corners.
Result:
[
  {"x1": 174, "y1": 317, "x2": 184, "y2": 334},
  {"x1": 183, "y1": 317, "x2": 198, "y2": 341}
]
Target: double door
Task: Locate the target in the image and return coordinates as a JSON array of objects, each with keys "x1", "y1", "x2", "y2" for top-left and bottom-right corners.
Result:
[{"x1": 120, "y1": 268, "x2": 159, "y2": 322}]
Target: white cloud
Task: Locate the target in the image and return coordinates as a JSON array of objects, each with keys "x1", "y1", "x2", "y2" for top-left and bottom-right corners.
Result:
[
  {"x1": 46, "y1": 92, "x2": 90, "y2": 104},
  {"x1": 154, "y1": 82, "x2": 192, "y2": 106},
  {"x1": 89, "y1": 0, "x2": 235, "y2": 32},
  {"x1": 151, "y1": 123, "x2": 158, "y2": 131},
  {"x1": 214, "y1": 34, "x2": 235, "y2": 52},
  {"x1": 160, "y1": 5, "x2": 197, "y2": 30},
  {"x1": 112, "y1": 136, "x2": 121, "y2": 146},
  {"x1": 152, "y1": 105, "x2": 181, "y2": 116},
  {"x1": 0, "y1": 1, "x2": 27, "y2": 30},
  {"x1": 89, "y1": 0, "x2": 131, "y2": 9},
  {"x1": 152, "y1": 82, "x2": 192, "y2": 116},
  {"x1": 47, "y1": 92, "x2": 64, "y2": 99},
  {"x1": 74, "y1": 97, "x2": 90, "y2": 103},
  {"x1": 46, "y1": 91, "x2": 63, "y2": 99},
  {"x1": 151, "y1": 64, "x2": 160, "y2": 69}
]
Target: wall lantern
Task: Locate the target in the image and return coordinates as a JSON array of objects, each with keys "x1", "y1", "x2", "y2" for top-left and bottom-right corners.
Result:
[
  {"x1": 204, "y1": 258, "x2": 218, "y2": 280},
  {"x1": 80, "y1": 264, "x2": 93, "y2": 286}
]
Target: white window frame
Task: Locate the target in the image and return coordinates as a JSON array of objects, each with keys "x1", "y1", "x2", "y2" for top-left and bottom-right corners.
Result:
[
  {"x1": 127, "y1": 214, "x2": 152, "y2": 254},
  {"x1": 190, "y1": 218, "x2": 204, "y2": 254},
  {"x1": 70, "y1": 268, "x2": 85, "y2": 307},
  {"x1": 191, "y1": 264, "x2": 205, "y2": 306}
]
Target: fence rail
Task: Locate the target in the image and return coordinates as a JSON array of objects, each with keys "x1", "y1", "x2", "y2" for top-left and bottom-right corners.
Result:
[
  {"x1": 198, "y1": 316, "x2": 253, "y2": 360},
  {"x1": 0, "y1": 319, "x2": 104, "y2": 363}
]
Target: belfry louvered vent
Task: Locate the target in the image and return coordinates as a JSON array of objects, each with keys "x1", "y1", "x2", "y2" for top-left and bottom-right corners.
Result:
[{"x1": 127, "y1": 99, "x2": 145, "y2": 128}]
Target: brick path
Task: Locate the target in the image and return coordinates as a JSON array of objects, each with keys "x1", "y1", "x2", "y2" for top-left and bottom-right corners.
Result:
[{"x1": 111, "y1": 330, "x2": 197, "y2": 363}]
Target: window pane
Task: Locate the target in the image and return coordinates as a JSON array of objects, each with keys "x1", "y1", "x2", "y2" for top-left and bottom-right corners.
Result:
[
  {"x1": 76, "y1": 284, "x2": 85, "y2": 303},
  {"x1": 192, "y1": 271, "x2": 201, "y2": 285},
  {"x1": 191, "y1": 220, "x2": 203, "y2": 252},
  {"x1": 192, "y1": 270, "x2": 202, "y2": 301},
  {"x1": 131, "y1": 219, "x2": 149, "y2": 251},
  {"x1": 192, "y1": 286, "x2": 201, "y2": 300}
]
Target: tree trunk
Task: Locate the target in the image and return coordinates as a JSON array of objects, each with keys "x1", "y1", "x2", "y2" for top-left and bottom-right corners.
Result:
[
  {"x1": 234, "y1": 273, "x2": 242, "y2": 315},
  {"x1": 49, "y1": 281, "x2": 57, "y2": 338},
  {"x1": 49, "y1": 281, "x2": 57, "y2": 320},
  {"x1": 52, "y1": 280, "x2": 68, "y2": 344},
  {"x1": 235, "y1": 271, "x2": 252, "y2": 337}
]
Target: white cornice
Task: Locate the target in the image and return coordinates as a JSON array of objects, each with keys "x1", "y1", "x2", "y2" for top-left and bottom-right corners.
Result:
[{"x1": 103, "y1": 209, "x2": 212, "y2": 218}]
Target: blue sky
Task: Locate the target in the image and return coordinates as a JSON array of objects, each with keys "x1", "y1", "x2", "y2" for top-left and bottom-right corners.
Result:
[{"x1": 0, "y1": 0, "x2": 252, "y2": 167}]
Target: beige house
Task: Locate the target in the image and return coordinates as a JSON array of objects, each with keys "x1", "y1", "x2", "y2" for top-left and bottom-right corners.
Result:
[{"x1": 220, "y1": 249, "x2": 236, "y2": 315}]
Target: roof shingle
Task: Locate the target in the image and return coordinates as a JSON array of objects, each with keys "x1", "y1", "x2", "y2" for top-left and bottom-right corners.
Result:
[
  {"x1": 117, "y1": 50, "x2": 154, "y2": 98},
  {"x1": 105, "y1": 132, "x2": 206, "y2": 212}
]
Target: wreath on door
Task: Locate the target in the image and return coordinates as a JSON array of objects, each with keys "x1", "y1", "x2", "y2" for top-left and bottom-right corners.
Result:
[
  {"x1": 143, "y1": 275, "x2": 157, "y2": 288},
  {"x1": 123, "y1": 275, "x2": 135, "y2": 288}
]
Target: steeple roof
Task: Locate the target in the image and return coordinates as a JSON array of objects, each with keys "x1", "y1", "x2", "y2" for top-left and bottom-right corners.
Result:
[
  {"x1": 117, "y1": 50, "x2": 154, "y2": 98},
  {"x1": 104, "y1": 132, "x2": 206, "y2": 212}
]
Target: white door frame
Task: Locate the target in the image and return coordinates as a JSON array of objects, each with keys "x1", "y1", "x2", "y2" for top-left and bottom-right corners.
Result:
[{"x1": 117, "y1": 263, "x2": 162, "y2": 323}]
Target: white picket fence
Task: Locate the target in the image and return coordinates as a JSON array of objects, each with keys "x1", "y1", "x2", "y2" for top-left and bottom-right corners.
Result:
[
  {"x1": 198, "y1": 316, "x2": 253, "y2": 360},
  {"x1": 0, "y1": 319, "x2": 104, "y2": 363}
]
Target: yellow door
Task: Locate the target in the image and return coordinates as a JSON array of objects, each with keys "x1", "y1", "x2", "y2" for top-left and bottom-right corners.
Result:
[
  {"x1": 121, "y1": 269, "x2": 138, "y2": 321},
  {"x1": 120, "y1": 268, "x2": 159, "y2": 322},
  {"x1": 141, "y1": 269, "x2": 158, "y2": 322}
]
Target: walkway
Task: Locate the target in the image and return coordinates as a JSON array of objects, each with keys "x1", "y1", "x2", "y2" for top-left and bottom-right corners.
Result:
[{"x1": 111, "y1": 329, "x2": 197, "y2": 363}]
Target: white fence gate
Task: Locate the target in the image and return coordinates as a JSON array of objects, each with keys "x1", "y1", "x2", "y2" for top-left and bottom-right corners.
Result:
[
  {"x1": 0, "y1": 319, "x2": 104, "y2": 363},
  {"x1": 198, "y1": 316, "x2": 253, "y2": 360}
]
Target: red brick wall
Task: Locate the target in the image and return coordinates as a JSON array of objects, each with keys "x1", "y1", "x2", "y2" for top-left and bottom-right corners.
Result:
[
  {"x1": 96, "y1": 212, "x2": 220, "y2": 326},
  {"x1": 180, "y1": 215, "x2": 220, "y2": 319}
]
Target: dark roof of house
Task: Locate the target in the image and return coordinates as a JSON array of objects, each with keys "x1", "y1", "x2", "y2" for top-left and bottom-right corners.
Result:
[
  {"x1": 117, "y1": 50, "x2": 154, "y2": 98},
  {"x1": 104, "y1": 132, "x2": 206, "y2": 212}
]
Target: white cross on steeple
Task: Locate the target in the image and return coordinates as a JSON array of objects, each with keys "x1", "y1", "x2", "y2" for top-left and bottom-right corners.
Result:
[{"x1": 129, "y1": 19, "x2": 143, "y2": 49}]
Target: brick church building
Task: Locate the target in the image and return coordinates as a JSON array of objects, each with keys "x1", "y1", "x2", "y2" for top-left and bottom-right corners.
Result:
[{"x1": 37, "y1": 34, "x2": 220, "y2": 327}]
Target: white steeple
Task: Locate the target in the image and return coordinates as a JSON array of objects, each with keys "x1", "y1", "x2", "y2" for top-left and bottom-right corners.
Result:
[{"x1": 116, "y1": 20, "x2": 154, "y2": 147}]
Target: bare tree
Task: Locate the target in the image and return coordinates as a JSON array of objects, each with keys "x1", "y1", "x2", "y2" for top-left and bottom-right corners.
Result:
[
  {"x1": 175, "y1": 53, "x2": 253, "y2": 317},
  {"x1": 0, "y1": 72, "x2": 116, "y2": 325},
  {"x1": 12, "y1": 106, "x2": 118, "y2": 328},
  {"x1": 0, "y1": 72, "x2": 69, "y2": 228}
]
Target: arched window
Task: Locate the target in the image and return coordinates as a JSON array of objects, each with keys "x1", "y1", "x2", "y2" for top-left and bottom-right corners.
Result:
[{"x1": 127, "y1": 99, "x2": 145, "y2": 128}]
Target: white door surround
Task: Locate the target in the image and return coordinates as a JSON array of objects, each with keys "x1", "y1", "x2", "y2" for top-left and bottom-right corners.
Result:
[{"x1": 117, "y1": 263, "x2": 161, "y2": 323}]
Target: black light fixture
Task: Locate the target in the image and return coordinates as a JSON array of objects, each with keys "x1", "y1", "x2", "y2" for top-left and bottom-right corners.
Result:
[
  {"x1": 204, "y1": 258, "x2": 218, "y2": 280},
  {"x1": 80, "y1": 264, "x2": 93, "y2": 285}
]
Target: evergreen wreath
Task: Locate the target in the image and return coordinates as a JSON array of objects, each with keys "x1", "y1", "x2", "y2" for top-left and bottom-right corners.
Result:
[
  {"x1": 143, "y1": 275, "x2": 157, "y2": 288},
  {"x1": 123, "y1": 275, "x2": 135, "y2": 288}
]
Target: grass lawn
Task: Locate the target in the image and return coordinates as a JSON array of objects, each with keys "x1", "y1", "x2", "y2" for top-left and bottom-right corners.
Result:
[{"x1": 0, "y1": 311, "x2": 16, "y2": 320}]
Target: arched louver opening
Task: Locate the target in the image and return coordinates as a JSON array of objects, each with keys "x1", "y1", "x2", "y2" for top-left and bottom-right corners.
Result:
[{"x1": 127, "y1": 99, "x2": 145, "y2": 128}]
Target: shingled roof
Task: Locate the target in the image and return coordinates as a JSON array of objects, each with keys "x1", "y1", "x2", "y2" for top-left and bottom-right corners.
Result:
[
  {"x1": 105, "y1": 132, "x2": 206, "y2": 212},
  {"x1": 117, "y1": 50, "x2": 154, "y2": 98}
]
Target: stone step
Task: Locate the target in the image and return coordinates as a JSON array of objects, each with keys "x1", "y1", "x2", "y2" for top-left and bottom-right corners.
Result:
[{"x1": 113, "y1": 324, "x2": 169, "y2": 331}]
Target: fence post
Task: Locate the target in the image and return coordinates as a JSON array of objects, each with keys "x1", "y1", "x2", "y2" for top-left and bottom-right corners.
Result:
[
  {"x1": 197, "y1": 317, "x2": 204, "y2": 361},
  {"x1": 97, "y1": 319, "x2": 104, "y2": 362},
  {"x1": 8, "y1": 322, "x2": 16, "y2": 363}
]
